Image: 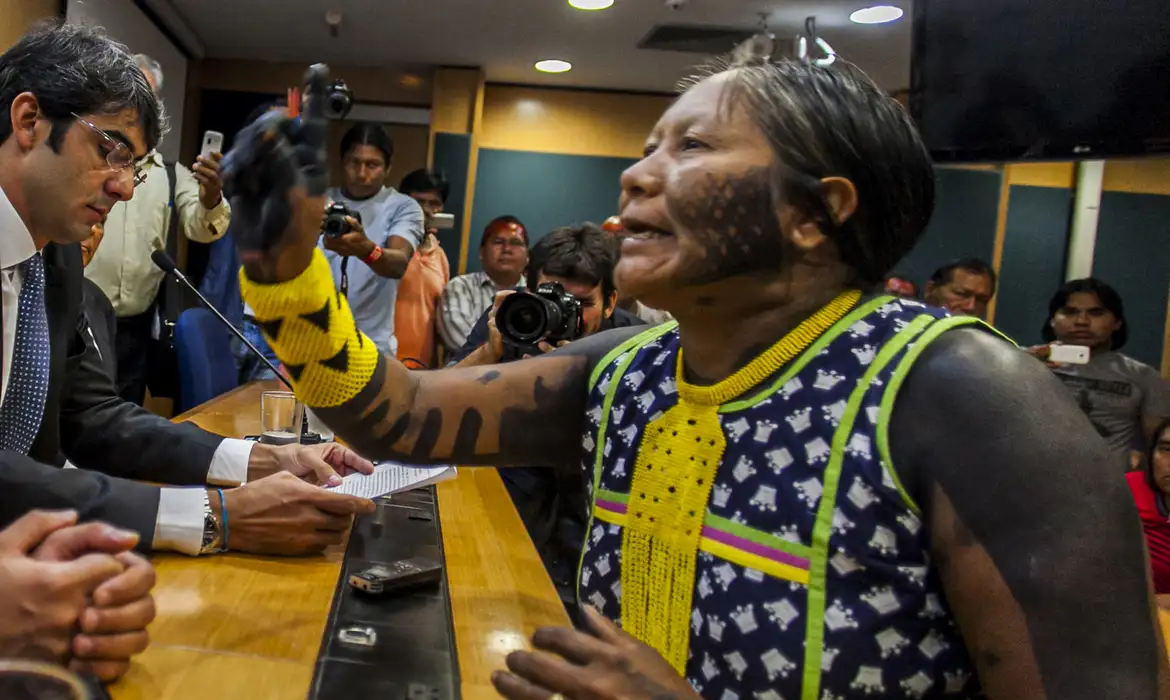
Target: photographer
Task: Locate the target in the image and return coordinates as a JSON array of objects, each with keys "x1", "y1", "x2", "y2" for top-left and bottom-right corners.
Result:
[
  {"x1": 449, "y1": 224, "x2": 643, "y2": 608},
  {"x1": 451, "y1": 223, "x2": 644, "y2": 367},
  {"x1": 319, "y1": 122, "x2": 424, "y2": 355}
]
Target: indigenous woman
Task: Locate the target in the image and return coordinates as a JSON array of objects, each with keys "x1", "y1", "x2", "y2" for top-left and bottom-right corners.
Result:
[{"x1": 223, "y1": 56, "x2": 1163, "y2": 700}]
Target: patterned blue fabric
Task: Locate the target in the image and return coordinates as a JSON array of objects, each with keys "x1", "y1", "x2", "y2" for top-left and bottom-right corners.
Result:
[
  {"x1": 578, "y1": 297, "x2": 984, "y2": 700},
  {"x1": 0, "y1": 255, "x2": 49, "y2": 455}
]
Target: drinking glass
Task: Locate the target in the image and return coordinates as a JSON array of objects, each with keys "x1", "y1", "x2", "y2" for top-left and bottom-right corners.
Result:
[{"x1": 260, "y1": 391, "x2": 304, "y2": 445}]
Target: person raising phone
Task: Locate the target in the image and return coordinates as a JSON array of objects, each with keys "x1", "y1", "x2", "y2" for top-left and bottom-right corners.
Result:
[{"x1": 223, "y1": 58, "x2": 1166, "y2": 700}]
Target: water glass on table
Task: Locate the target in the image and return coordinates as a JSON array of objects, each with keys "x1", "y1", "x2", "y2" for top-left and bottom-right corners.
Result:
[{"x1": 260, "y1": 391, "x2": 304, "y2": 445}]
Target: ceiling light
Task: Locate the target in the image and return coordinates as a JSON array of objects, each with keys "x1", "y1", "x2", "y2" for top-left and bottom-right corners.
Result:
[
  {"x1": 569, "y1": 0, "x2": 614, "y2": 9},
  {"x1": 535, "y1": 59, "x2": 572, "y2": 74},
  {"x1": 850, "y1": 5, "x2": 904, "y2": 24}
]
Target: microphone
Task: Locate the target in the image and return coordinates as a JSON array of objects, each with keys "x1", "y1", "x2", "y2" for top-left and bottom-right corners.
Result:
[{"x1": 151, "y1": 249, "x2": 294, "y2": 392}]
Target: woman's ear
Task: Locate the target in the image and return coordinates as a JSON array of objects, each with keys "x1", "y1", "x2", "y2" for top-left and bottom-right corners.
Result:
[{"x1": 786, "y1": 176, "x2": 858, "y2": 253}]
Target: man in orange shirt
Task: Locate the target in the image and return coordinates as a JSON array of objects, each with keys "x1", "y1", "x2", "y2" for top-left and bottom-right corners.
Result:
[{"x1": 395, "y1": 169, "x2": 451, "y2": 367}]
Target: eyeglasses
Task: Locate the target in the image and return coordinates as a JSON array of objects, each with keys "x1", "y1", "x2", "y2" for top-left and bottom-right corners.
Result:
[{"x1": 72, "y1": 113, "x2": 147, "y2": 186}]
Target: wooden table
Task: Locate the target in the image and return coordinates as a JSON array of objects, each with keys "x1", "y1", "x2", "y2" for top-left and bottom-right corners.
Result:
[{"x1": 111, "y1": 381, "x2": 570, "y2": 699}]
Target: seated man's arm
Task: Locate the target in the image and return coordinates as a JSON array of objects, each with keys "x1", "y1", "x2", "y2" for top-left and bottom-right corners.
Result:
[
  {"x1": 58, "y1": 308, "x2": 228, "y2": 486},
  {"x1": 0, "y1": 455, "x2": 161, "y2": 551},
  {"x1": 891, "y1": 328, "x2": 1170, "y2": 700}
]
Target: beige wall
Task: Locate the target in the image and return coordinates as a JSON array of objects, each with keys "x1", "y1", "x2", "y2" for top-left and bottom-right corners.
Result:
[
  {"x1": 479, "y1": 85, "x2": 672, "y2": 158},
  {"x1": 0, "y1": 0, "x2": 59, "y2": 50}
]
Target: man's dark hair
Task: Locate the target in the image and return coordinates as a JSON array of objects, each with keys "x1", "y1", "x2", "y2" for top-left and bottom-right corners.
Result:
[
  {"x1": 0, "y1": 21, "x2": 165, "y2": 153},
  {"x1": 1042, "y1": 277, "x2": 1128, "y2": 350},
  {"x1": 480, "y1": 215, "x2": 528, "y2": 249},
  {"x1": 340, "y1": 121, "x2": 393, "y2": 165},
  {"x1": 684, "y1": 56, "x2": 934, "y2": 286},
  {"x1": 243, "y1": 98, "x2": 287, "y2": 128},
  {"x1": 929, "y1": 258, "x2": 998, "y2": 293},
  {"x1": 399, "y1": 168, "x2": 450, "y2": 203},
  {"x1": 526, "y1": 223, "x2": 618, "y2": 306}
]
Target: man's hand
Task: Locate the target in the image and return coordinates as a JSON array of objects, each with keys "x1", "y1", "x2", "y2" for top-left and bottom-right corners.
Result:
[
  {"x1": 322, "y1": 219, "x2": 376, "y2": 258},
  {"x1": 70, "y1": 552, "x2": 155, "y2": 682},
  {"x1": 219, "y1": 472, "x2": 376, "y2": 555},
  {"x1": 486, "y1": 290, "x2": 516, "y2": 362},
  {"x1": 493, "y1": 606, "x2": 701, "y2": 700},
  {"x1": 30, "y1": 522, "x2": 155, "y2": 682},
  {"x1": 193, "y1": 152, "x2": 224, "y2": 209},
  {"x1": 0, "y1": 511, "x2": 125, "y2": 663},
  {"x1": 248, "y1": 441, "x2": 376, "y2": 487}
]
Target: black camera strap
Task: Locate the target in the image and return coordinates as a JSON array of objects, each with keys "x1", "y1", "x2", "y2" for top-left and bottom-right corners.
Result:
[{"x1": 339, "y1": 256, "x2": 350, "y2": 298}]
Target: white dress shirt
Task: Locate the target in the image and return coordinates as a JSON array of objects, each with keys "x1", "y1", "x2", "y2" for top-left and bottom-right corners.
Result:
[
  {"x1": 85, "y1": 152, "x2": 232, "y2": 317},
  {"x1": 0, "y1": 184, "x2": 251, "y2": 555}
]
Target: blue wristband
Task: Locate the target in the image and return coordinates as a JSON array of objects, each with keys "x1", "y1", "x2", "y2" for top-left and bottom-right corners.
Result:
[{"x1": 216, "y1": 488, "x2": 230, "y2": 552}]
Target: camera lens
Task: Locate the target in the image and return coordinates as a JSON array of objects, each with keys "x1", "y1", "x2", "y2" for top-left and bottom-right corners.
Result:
[{"x1": 499, "y1": 295, "x2": 549, "y2": 345}]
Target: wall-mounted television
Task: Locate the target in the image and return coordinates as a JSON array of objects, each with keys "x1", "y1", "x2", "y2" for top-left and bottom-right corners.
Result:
[{"x1": 910, "y1": 0, "x2": 1170, "y2": 163}]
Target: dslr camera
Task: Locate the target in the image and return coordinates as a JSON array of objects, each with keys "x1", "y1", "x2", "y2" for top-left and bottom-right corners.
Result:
[
  {"x1": 496, "y1": 283, "x2": 584, "y2": 348},
  {"x1": 322, "y1": 201, "x2": 361, "y2": 237},
  {"x1": 305, "y1": 77, "x2": 354, "y2": 120}
]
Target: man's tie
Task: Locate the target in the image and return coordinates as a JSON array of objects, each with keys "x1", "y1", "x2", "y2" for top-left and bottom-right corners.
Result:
[{"x1": 0, "y1": 255, "x2": 49, "y2": 455}]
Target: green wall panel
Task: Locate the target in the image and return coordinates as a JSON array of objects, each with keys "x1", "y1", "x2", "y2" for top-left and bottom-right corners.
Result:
[
  {"x1": 994, "y1": 185, "x2": 1073, "y2": 345},
  {"x1": 1092, "y1": 191, "x2": 1170, "y2": 367},
  {"x1": 891, "y1": 168, "x2": 1001, "y2": 289},
  {"x1": 466, "y1": 149, "x2": 635, "y2": 273},
  {"x1": 431, "y1": 132, "x2": 472, "y2": 266}
]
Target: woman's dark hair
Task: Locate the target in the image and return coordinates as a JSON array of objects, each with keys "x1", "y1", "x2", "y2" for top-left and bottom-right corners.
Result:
[
  {"x1": 526, "y1": 223, "x2": 618, "y2": 306},
  {"x1": 399, "y1": 168, "x2": 450, "y2": 203},
  {"x1": 340, "y1": 122, "x2": 393, "y2": 165},
  {"x1": 681, "y1": 56, "x2": 934, "y2": 286},
  {"x1": 1146, "y1": 418, "x2": 1170, "y2": 498},
  {"x1": 1041, "y1": 278, "x2": 1128, "y2": 350},
  {"x1": 0, "y1": 20, "x2": 165, "y2": 153}
]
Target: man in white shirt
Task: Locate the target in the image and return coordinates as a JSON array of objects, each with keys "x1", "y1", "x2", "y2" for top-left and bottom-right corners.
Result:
[
  {"x1": 437, "y1": 215, "x2": 529, "y2": 352},
  {"x1": 84, "y1": 53, "x2": 232, "y2": 405},
  {"x1": 0, "y1": 24, "x2": 375, "y2": 554}
]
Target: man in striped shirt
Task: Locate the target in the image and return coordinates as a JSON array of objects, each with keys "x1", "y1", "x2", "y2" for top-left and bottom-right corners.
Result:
[{"x1": 437, "y1": 216, "x2": 529, "y2": 353}]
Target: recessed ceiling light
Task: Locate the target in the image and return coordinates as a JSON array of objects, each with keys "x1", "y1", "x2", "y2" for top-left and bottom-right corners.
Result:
[
  {"x1": 850, "y1": 5, "x2": 904, "y2": 24},
  {"x1": 535, "y1": 59, "x2": 572, "y2": 73},
  {"x1": 569, "y1": 0, "x2": 614, "y2": 9}
]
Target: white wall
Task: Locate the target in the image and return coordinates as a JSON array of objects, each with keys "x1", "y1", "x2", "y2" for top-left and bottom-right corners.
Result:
[{"x1": 66, "y1": 0, "x2": 187, "y2": 162}]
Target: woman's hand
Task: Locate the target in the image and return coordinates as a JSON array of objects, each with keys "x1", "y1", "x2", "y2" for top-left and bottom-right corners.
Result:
[{"x1": 492, "y1": 607, "x2": 702, "y2": 700}]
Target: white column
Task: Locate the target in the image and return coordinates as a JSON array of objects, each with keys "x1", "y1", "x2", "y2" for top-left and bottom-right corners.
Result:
[{"x1": 1065, "y1": 160, "x2": 1105, "y2": 280}]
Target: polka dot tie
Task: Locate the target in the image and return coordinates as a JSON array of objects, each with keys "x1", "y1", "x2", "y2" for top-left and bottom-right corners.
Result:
[{"x1": 0, "y1": 255, "x2": 49, "y2": 455}]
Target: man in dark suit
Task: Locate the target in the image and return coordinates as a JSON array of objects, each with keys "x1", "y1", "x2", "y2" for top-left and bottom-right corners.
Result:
[
  {"x1": 80, "y1": 223, "x2": 117, "y2": 378},
  {"x1": 0, "y1": 28, "x2": 377, "y2": 556}
]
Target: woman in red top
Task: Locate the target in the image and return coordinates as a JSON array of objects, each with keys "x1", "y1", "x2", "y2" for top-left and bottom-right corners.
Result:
[{"x1": 1126, "y1": 418, "x2": 1170, "y2": 597}]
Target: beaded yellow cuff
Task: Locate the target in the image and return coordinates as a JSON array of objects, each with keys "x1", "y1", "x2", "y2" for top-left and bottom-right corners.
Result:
[{"x1": 238, "y1": 249, "x2": 378, "y2": 407}]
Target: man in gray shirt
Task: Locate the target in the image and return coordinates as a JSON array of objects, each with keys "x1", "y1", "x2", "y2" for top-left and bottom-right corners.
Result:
[
  {"x1": 318, "y1": 123, "x2": 424, "y2": 356},
  {"x1": 1030, "y1": 278, "x2": 1170, "y2": 469}
]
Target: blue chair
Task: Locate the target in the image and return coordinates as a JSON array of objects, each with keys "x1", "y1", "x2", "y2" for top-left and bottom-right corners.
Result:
[{"x1": 174, "y1": 308, "x2": 240, "y2": 414}]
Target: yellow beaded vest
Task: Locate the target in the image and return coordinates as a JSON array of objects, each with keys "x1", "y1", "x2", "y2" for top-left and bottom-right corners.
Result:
[{"x1": 619, "y1": 290, "x2": 862, "y2": 672}]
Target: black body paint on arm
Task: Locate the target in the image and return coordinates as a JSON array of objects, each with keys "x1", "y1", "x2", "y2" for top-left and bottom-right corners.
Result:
[
  {"x1": 312, "y1": 326, "x2": 646, "y2": 468},
  {"x1": 890, "y1": 327, "x2": 1169, "y2": 700}
]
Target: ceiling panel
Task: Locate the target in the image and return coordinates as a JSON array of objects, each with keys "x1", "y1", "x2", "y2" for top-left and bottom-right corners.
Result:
[{"x1": 169, "y1": 0, "x2": 912, "y2": 93}]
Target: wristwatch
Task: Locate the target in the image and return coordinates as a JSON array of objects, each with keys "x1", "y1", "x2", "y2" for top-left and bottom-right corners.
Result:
[
  {"x1": 200, "y1": 491, "x2": 224, "y2": 555},
  {"x1": 363, "y1": 244, "x2": 383, "y2": 265}
]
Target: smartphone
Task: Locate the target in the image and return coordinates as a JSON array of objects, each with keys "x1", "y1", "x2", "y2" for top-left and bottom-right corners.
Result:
[
  {"x1": 348, "y1": 558, "x2": 442, "y2": 595},
  {"x1": 200, "y1": 130, "x2": 224, "y2": 158},
  {"x1": 1048, "y1": 344, "x2": 1090, "y2": 365},
  {"x1": 432, "y1": 212, "x2": 455, "y2": 230}
]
